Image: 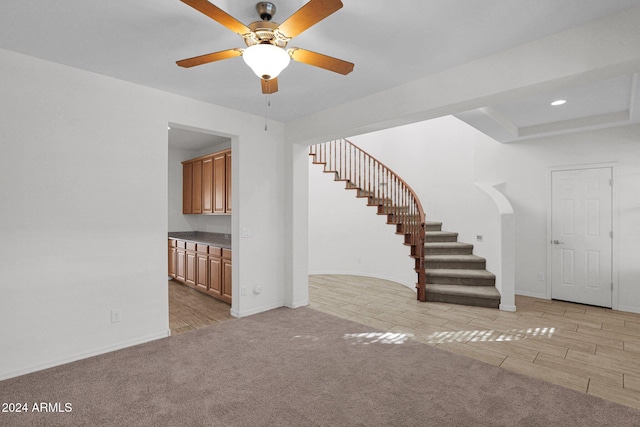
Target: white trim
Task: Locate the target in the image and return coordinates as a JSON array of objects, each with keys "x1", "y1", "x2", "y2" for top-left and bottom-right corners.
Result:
[
  {"x1": 516, "y1": 290, "x2": 548, "y2": 299},
  {"x1": 546, "y1": 162, "x2": 618, "y2": 309},
  {"x1": 499, "y1": 304, "x2": 517, "y2": 312},
  {"x1": 230, "y1": 302, "x2": 284, "y2": 318},
  {"x1": 286, "y1": 299, "x2": 309, "y2": 309},
  {"x1": 0, "y1": 330, "x2": 170, "y2": 381},
  {"x1": 617, "y1": 305, "x2": 640, "y2": 315}
]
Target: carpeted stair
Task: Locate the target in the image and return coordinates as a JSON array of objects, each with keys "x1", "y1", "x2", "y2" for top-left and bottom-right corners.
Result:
[{"x1": 424, "y1": 221, "x2": 501, "y2": 308}]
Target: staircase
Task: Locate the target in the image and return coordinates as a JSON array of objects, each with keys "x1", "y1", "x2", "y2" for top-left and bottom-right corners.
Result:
[
  {"x1": 309, "y1": 139, "x2": 501, "y2": 309},
  {"x1": 424, "y1": 221, "x2": 500, "y2": 308}
]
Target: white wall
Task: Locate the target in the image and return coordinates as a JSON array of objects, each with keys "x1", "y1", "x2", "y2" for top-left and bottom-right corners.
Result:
[
  {"x1": 308, "y1": 158, "x2": 417, "y2": 288},
  {"x1": 0, "y1": 48, "x2": 287, "y2": 380}
]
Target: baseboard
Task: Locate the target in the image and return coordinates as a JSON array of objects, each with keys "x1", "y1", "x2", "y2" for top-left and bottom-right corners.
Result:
[
  {"x1": 0, "y1": 330, "x2": 170, "y2": 382},
  {"x1": 499, "y1": 304, "x2": 517, "y2": 312},
  {"x1": 231, "y1": 302, "x2": 284, "y2": 318},
  {"x1": 616, "y1": 304, "x2": 640, "y2": 315},
  {"x1": 515, "y1": 290, "x2": 547, "y2": 299},
  {"x1": 286, "y1": 299, "x2": 309, "y2": 309}
]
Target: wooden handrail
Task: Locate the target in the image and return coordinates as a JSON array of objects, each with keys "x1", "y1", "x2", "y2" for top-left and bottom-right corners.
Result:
[{"x1": 309, "y1": 139, "x2": 427, "y2": 301}]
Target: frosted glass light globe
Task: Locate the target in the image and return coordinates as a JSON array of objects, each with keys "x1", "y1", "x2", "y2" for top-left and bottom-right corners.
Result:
[{"x1": 242, "y1": 44, "x2": 290, "y2": 80}]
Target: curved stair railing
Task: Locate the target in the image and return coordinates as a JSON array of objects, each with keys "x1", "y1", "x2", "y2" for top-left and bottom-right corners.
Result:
[{"x1": 309, "y1": 139, "x2": 427, "y2": 301}]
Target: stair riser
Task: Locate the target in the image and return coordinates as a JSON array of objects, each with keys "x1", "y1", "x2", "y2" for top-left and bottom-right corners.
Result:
[
  {"x1": 425, "y1": 235, "x2": 458, "y2": 243},
  {"x1": 426, "y1": 293, "x2": 500, "y2": 308},
  {"x1": 425, "y1": 247, "x2": 473, "y2": 255},
  {"x1": 424, "y1": 224, "x2": 442, "y2": 232},
  {"x1": 426, "y1": 276, "x2": 495, "y2": 286},
  {"x1": 425, "y1": 261, "x2": 486, "y2": 270}
]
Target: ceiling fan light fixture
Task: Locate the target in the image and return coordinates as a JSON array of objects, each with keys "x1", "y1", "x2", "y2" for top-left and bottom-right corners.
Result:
[{"x1": 242, "y1": 43, "x2": 290, "y2": 81}]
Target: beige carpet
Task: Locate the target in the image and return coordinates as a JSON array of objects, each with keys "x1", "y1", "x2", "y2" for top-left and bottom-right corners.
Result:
[{"x1": 2, "y1": 307, "x2": 639, "y2": 426}]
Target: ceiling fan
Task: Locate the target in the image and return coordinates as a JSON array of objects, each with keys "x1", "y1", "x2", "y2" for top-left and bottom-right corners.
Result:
[{"x1": 176, "y1": 0, "x2": 354, "y2": 94}]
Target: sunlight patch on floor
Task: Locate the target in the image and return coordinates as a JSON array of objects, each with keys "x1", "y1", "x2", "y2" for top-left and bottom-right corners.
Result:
[
  {"x1": 343, "y1": 332, "x2": 413, "y2": 345},
  {"x1": 425, "y1": 327, "x2": 555, "y2": 344}
]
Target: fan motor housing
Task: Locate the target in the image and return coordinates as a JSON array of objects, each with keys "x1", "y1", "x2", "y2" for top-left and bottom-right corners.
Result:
[
  {"x1": 256, "y1": 2, "x2": 276, "y2": 21},
  {"x1": 245, "y1": 21, "x2": 288, "y2": 48}
]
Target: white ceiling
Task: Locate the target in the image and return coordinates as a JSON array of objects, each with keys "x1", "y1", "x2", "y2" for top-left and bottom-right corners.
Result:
[{"x1": 2, "y1": 0, "x2": 640, "y2": 143}]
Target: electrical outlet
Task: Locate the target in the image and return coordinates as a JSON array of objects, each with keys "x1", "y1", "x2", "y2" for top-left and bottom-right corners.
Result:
[
  {"x1": 476, "y1": 235, "x2": 484, "y2": 242},
  {"x1": 111, "y1": 309, "x2": 122, "y2": 323},
  {"x1": 241, "y1": 228, "x2": 250, "y2": 238},
  {"x1": 538, "y1": 273, "x2": 545, "y2": 281},
  {"x1": 241, "y1": 287, "x2": 247, "y2": 296}
]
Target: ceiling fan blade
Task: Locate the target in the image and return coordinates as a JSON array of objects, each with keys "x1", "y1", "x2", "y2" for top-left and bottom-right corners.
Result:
[
  {"x1": 277, "y1": 0, "x2": 343, "y2": 39},
  {"x1": 290, "y1": 48, "x2": 354, "y2": 75},
  {"x1": 180, "y1": 0, "x2": 251, "y2": 35},
  {"x1": 176, "y1": 48, "x2": 242, "y2": 68},
  {"x1": 261, "y1": 78, "x2": 279, "y2": 94}
]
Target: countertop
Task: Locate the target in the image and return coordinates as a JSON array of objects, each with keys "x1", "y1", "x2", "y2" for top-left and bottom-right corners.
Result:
[{"x1": 168, "y1": 231, "x2": 231, "y2": 249}]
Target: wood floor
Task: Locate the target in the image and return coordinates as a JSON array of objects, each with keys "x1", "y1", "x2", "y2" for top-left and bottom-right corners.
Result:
[
  {"x1": 309, "y1": 274, "x2": 640, "y2": 411},
  {"x1": 168, "y1": 280, "x2": 234, "y2": 335}
]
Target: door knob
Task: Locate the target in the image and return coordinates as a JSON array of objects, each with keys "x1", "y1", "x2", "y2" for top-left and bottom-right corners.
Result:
[{"x1": 552, "y1": 240, "x2": 564, "y2": 245}]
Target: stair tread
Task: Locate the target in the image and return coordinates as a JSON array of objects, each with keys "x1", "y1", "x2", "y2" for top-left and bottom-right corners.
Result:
[
  {"x1": 424, "y1": 254, "x2": 485, "y2": 262},
  {"x1": 424, "y1": 221, "x2": 442, "y2": 227},
  {"x1": 425, "y1": 269, "x2": 496, "y2": 279},
  {"x1": 426, "y1": 284, "x2": 501, "y2": 299},
  {"x1": 425, "y1": 242, "x2": 473, "y2": 248},
  {"x1": 425, "y1": 231, "x2": 458, "y2": 236}
]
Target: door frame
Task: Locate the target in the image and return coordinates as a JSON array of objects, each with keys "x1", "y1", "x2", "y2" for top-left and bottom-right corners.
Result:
[{"x1": 545, "y1": 162, "x2": 619, "y2": 309}]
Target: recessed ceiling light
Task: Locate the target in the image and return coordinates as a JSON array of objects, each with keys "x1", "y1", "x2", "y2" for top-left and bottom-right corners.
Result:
[{"x1": 550, "y1": 99, "x2": 567, "y2": 106}]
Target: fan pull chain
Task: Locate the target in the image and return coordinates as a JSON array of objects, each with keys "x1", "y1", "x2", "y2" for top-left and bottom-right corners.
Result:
[{"x1": 264, "y1": 95, "x2": 271, "y2": 131}]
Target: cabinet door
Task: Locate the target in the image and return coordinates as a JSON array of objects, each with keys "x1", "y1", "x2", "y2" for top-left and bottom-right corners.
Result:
[
  {"x1": 221, "y1": 258, "x2": 232, "y2": 304},
  {"x1": 202, "y1": 157, "x2": 213, "y2": 214},
  {"x1": 192, "y1": 160, "x2": 203, "y2": 214},
  {"x1": 185, "y1": 250, "x2": 196, "y2": 288},
  {"x1": 225, "y1": 151, "x2": 232, "y2": 213},
  {"x1": 168, "y1": 247, "x2": 176, "y2": 278},
  {"x1": 182, "y1": 162, "x2": 193, "y2": 214},
  {"x1": 213, "y1": 153, "x2": 226, "y2": 214},
  {"x1": 176, "y1": 248, "x2": 186, "y2": 282},
  {"x1": 195, "y1": 253, "x2": 208, "y2": 292},
  {"x1": 207, "y1": 255, "x2": 222, "y2": 299}
]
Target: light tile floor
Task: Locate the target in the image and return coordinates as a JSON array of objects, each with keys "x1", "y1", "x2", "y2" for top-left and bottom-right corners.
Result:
[{"x1": 309, "y1": 274, "x2": 640, "y2": 410}]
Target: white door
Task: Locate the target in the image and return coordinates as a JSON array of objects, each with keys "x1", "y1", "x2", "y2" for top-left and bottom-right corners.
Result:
[{"x1": 551, "y1": 167, "x2": 612, "y2": 307}]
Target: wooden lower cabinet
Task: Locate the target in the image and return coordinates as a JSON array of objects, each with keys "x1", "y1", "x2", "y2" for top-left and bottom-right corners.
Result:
[
  {"x1": 175, "y1": 244, "x2": 186, "y2": 283},
  {"x1": 221, "y1": 249, "x2": 232, "y2": 303},
  {"x1": 170, "y1": 239, "x2": 231, "y2": 304},
  {"x1": 207, "y1": 250, "x2": 222, "y2": 299},
  {"x1": 185, "y1": 242, "x2": 197, "y2": 288},
  {"x1": 168, "y1": 239, "x2": 177, "y2": 278},
  {"x1": 195, "y1": 254, "x2": 208, "y2": 292}
]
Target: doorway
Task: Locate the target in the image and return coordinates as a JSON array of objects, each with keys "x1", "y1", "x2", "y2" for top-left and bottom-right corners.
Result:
[{"x1": 549, "y1": 166, "x2": 613, "y2": 308}]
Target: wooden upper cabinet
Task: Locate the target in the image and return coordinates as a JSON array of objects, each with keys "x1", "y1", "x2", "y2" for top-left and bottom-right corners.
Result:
[
  {"x1": 182, "y1": 162, "x2": 193, "y2": 214},
  {"x1": 192, "y1": 160, "x2": 203, "y2": 214},
  {"x1": 225, "y1": 151, "x2": 232, "y2": 213},
  {"x1": 202, "y1": 157, "x2": 213, "y2": 214},
  {"x1": 213, "y1": 152, "x2": 226, "y2": 214},
  {"x1": 182, "y1": 149, "x2": 231, "y2": 215}
]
